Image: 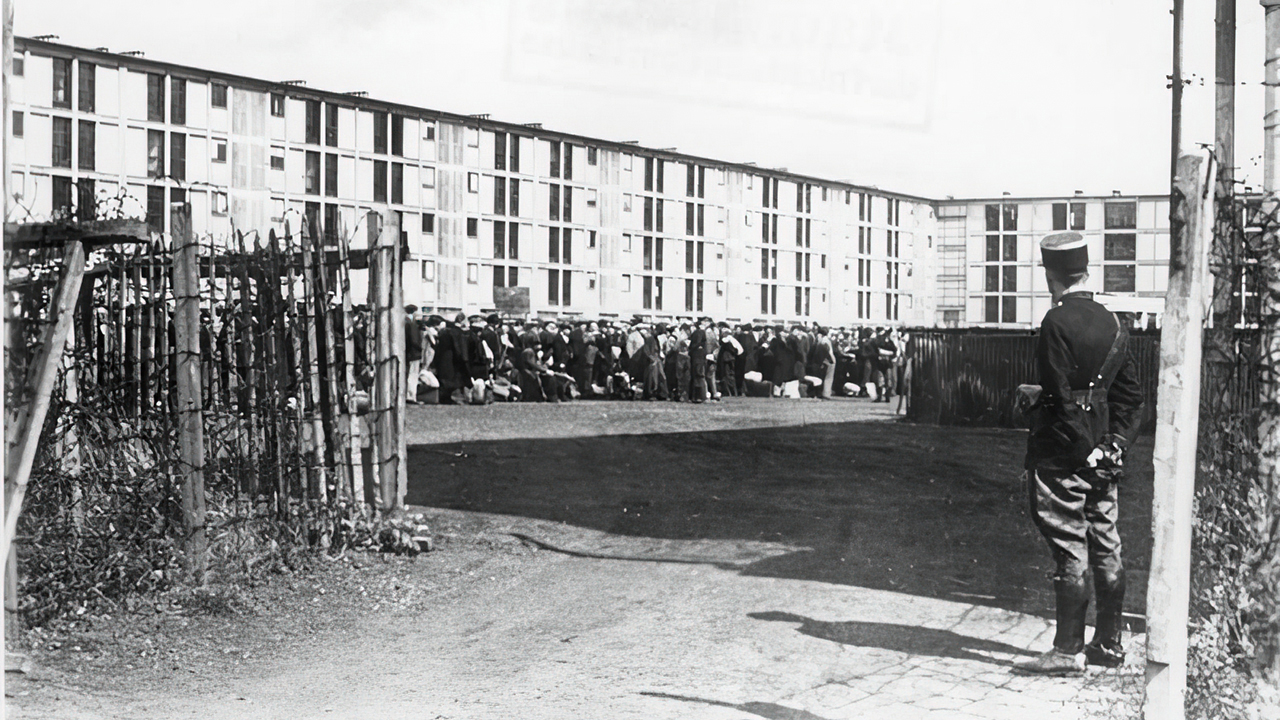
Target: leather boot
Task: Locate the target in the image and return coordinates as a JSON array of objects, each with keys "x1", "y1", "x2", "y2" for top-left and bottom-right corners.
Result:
[
  {"x1": 1052, "y1": 573, "x2": 1090, "y2": 654},
  {"x1": 1086, "y1": 568, "x2": 1126, "y2": 667}
]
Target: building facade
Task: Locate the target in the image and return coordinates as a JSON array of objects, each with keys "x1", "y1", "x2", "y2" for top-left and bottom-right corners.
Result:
[
  {"x1": 6, "y1": 38, "x2": 1169, "y2": 330},
  {"x1": 933, "y1": 194, "x2": 1172, "y2": 328}
]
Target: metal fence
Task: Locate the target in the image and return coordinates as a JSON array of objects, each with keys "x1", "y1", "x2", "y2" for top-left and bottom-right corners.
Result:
[{"x1": 906, "y1": 327, "x2": 1162, "y2": 429}]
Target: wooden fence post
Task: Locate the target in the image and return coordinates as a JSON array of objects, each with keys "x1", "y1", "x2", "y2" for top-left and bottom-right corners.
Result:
[
  {"x1": 370, "y1": 211, "x2": 404, "y2": 515},
  {"x1": 2, "y1": 239, "x2": 87, "y2": 563},
  {"x1": 171, "y1": 206, "x2": 207, "y2": 580},
  {"x1": 1145, "y1": 151, "x2": 1214, "y2": 720}
]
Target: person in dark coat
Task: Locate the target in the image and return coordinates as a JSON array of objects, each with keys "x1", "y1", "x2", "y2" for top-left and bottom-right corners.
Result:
[
  {"x1": 873, "y1": 328, "x2": 899, "y2": 403},
  {"x1": 813, "y1": 327, "x2": 837, "y2": 399},
  {"x1": 733, "y1": 324, "x2": 758, "y2": 394},
  {"x1": 432, "y1": 312, "x2": 470, "y2": 404},
  {"x1": 1013, "y1": 231, "x2": 1144, "y2": 677},
  {"x1": 688, "y1": 317, "x2": 710, "y2": 402},
  {"x1": 642, "y1": 326, "x2": 668, "y2": 400},
  {"x1": 716, "y1": 323, "x2": 741, "y2": 397},
  {"x1": 404, "y1": 305, "x2": 423, "y2": 403},
  {"x1": 517, "y1": 331, "x2": 556, "y2": 403}
]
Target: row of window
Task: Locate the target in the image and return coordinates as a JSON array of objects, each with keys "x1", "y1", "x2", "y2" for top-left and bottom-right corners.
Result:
[{"x1": 986, "y1": 201, "x2": 1139, "y2": 233}]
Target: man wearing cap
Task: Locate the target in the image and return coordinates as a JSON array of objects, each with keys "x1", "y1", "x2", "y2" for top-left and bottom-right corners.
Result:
[
  {"x1": 404, "y1": 305, "x2": 423, "y2": 403},
  {"x1": 1013, "y1": 231, "x2": 1144, "y2": 676}
]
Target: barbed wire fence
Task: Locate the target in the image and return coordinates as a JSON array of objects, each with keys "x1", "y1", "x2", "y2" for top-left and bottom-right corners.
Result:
[
  {"x1": 1185, "y1": 182, "x2": 1280, "y2": 715},
  {"x1": 7, "y1": 190, "x2": 411, "y2": 626}
]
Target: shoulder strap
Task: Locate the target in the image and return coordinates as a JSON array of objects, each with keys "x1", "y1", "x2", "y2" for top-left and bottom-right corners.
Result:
[{"x1": 1093, "y1": 314, "x2": 1129, "y2": 393}]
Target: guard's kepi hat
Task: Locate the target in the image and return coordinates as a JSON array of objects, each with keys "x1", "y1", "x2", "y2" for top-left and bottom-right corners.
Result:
[{"x1": 1040, "y1": 231, "x2": 1089, "y2": 273}]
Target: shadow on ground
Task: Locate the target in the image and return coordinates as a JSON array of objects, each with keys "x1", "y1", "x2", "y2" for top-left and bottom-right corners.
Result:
[
  {"x1": 748, "y1": 611, "x2": 1037, "y2": 667},
  {"x1": 406, "y1": 418, "x2": 1153, "y2": 619},
  {"x1": 641, "y1": 692, "x2": 834, "y2": 720}
]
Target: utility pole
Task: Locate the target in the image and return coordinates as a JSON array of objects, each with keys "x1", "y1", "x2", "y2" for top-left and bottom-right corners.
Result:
[{"x1": 1173, "y1": 0, "x2": 1185, "y2": 186}]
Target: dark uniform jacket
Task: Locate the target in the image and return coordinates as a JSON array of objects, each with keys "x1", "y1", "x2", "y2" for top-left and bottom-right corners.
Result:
[{"x1": 1026, "y1": 292, "x2": 1144, "y2": 472}]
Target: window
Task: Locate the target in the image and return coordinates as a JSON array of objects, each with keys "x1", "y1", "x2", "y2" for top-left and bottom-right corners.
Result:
[
  {"x1": 587, "y1": 146, "x2": 597, "y2": 165},
  {"x1": 323, "y1": 203, "x2": 340, "y2": 243},
  {"x1": 564, "y1": 143, "x2": 573, "y2": 180},
  {"x1": 493, "y1": 264, "x2": 506, "y2": 287},
  {"x1": 270, "y1": 93, "x2": 285, "y2": 117},
  {"x1": 52, "y1": 117, "x2": 72, "y2": 168},
  {"x1": 467, "y1": 172, "x2": 479, "y2": 193},
  {"x1": 213, "y1": 141, "x2": 227, "y2": 163},
  {"x1": 685, "y1": 278, "x2": 695, "y2": 311},
  {"x1": 494, "y1": 221, "x2": 506, "y2": 259},
  {"x1": 77, "y1": 178, "x2": 96, "y2": 221},
  {"x1": 12, "y1": 56, "x2": 22, "y2": 76},
  {"x1": 623, "y1": 233, "x2": 632, "y2": 252},
  {"x1": 644, "y1": 157, "x2": 653, "y2": 191},
  {"x1": 52, "y1": 175, "x2": 72, "y2": 216},
  {"x1": 422, "y1": 213, "x2": 435, "y2": 233},
  {"x1": 391, "y1": 115, "x2": 404, "y2": 156},
  {"x1": 589, "y1": 230, "x2": 596, "y2": 248},
  {"x1": 562, "y1": 270, "x2": 572, "y2": 305},
  {"x1": 422, "y1": 167, "x2": 436, "y2": 187},
  {"x1": 985, "y1": 296, "x2": 999, "y2": 324},
  {"x1": 550, "y1": 184, "x2": 560, "y2": 221},
  {"x1": 623, "y1": 274, "x2": 632, "y2": 292},
  {"x1": 548, "y1": 268, "x2": 560, "y2": 304},
  {"x1": 1104, "y1": 201, "x2": 1136, "y2": 229},
  {"x1": 77, "y1": 120, "x2": 95, "y2": 171},
  {"x1": 509, "y1": 267, "x2": 519, "y2": 286},
  {"x1": 1104, "y1": 234, "x2": 1136, "y2": 261},
  {"x1": 169, "y1": 132, "x2": 186, "y2": 182},
  {"x1": 304, "y1": 100, "x2": 320, "y2": 144},
  {"x1": 550, "y1": 142, "x2": 561, "y2": 178},
  {"x1": 12, "y1": 111, "x2": 23, "y2": 137},
  {"x1": 494, "y1": 132, "x2": 506, "y2": 171},
  {"x1": 373, "y1": 160, "x2": 387, "y2": 202},
  {"x1": 305, "y1": 151, "x2": 321, "y2": 195},
  {"x1": 563, "y1": 187, "x2": 572, "y2": 223},
  {"x1": 509, "y1": 179, "x2": 520, "y2": 216},
  {"x1": 1052, "y1": 202, "x2": 1088, "y2": 231},
  {"x1": 643, "y1": 276, "x2": 652, "y2": 309},
  {"x1": 212, "y1": 191, "x2": 228, "y2": 215},
  {"x1": 494, "y1": 177, "x2": 506, "y2": 215},
  {"x1": 508, "y1": 222, "x2": 519, "y2": 259},
  {"x1": 146, "y1": 185, "x2": 165, "y2": 233},
  {"x1": 147, "y1": 73, "x2": 165, "y2": 122},
  {"x1": 421, "y1": 260, "x2": 435, "y2": 281},
  {"x1": 52, "y1": 57, "x2": 72, "y2": 108},
  {"x1": 325, "y1": 103, "x2": 339, "y2": 146},
  {"x1": 391, "y1": 163, "x2": 404, "y2": 204},
  {"x1": 424, "y1": 123, "x2": 436, "y2": 141},
  {"x1": 324, "y1": 153, "x2": 337, "y2": 195},
  {"x1": 466, "y1": 218, "x2": 478, "y2": 237},
  {"x1": 549, "y1": 227, "x2": 560, "y2": 263},
  {"x1": 466, "y1": 263, "x2": 479, "y2": 284},
  {"x1": 211, "y1": 83, "x2": 228, "y2": 109},
  {"x1": 170, "y1": 77, "x2": 186, "y2": 125},
  {"x1": 373, "y1": 111, "x2": 387, "y2": 153},
  {"x1": 78, "y1": 61, "x2": 95, "y2": 113}
]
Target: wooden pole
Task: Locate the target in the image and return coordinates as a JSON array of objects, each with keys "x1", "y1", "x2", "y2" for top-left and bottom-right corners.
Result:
[
  {"x1": 171, "y1": 205, "x2": 207, "y2": 580},
  {"x1": 1145, "y1": 150, "x2": 1214, "y2": 720},
  {"x1": 371, "y1": 211, "x2": 403, "y2": 515},
  {"x1": 2, "y1": 240, "x2": 87, "y2": 562},
  {"x1": 339, "y1": 215, "x2": 364, "y2": 514},
  {"x1": 392, "y1": 217, "x2": 406, "y2": 509}
]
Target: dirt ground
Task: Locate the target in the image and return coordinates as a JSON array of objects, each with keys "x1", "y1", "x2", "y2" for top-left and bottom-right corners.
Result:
[{"x1": 5, "y1": 397, "x2": 1153, "y2": 719}]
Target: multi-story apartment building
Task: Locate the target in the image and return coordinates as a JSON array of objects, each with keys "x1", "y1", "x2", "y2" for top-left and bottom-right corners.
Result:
[
  {"x1": 933, "y1": 194, "x2": 1171, "y2": 328},
  {"x1": 5, "y1": 38, "x2": 1171, "y2": 330}
]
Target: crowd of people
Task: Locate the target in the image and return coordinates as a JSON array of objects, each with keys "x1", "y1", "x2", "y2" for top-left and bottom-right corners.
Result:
[{"x1": 402, "y1": 308, "x2": 910, "y2": 408}]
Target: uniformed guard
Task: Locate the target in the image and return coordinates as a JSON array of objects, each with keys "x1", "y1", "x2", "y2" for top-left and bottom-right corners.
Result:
[{"x1": 1013, "y1": 231, "x2": 1145, "y2": 676}]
